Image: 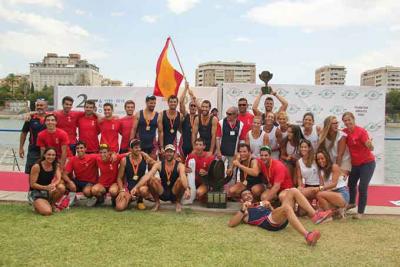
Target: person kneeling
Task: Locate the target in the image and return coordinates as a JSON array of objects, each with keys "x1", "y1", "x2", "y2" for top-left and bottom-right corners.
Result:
[
  {"x1": 28, "y1": 147, "x2": 65, "y2": 216},
  {"x1": 228, "y1": 188, "x2": 332, "y2": 246},
  {"x1": 131, "y1": 144, "x2": 190, "y2": 212}
]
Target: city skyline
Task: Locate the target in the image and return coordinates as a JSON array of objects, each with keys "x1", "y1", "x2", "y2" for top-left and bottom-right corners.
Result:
[{"x1": 1, "y1": 0, "x2": 399, "y2": 86}]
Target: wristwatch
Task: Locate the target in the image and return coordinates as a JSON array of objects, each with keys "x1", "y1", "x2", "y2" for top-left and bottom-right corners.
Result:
[{"x1": 319, "y1": 185, "x2": 324, "y2": 191}]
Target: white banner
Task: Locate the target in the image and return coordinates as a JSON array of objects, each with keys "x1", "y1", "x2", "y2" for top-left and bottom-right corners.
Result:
[
  {"x1": 222, "y1": 83, "x2": 386, "y2": 184},
  {"x1": 54, "y1": 86, "x2": 219, "y2": 116}
]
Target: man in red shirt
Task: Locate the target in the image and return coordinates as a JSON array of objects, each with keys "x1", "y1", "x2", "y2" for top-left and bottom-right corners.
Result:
[
  {"x1": 258, "y1": 145, "x2": 293, "y2": 203},
  {"x1": 98, "y1": 103, "x2": 121, "y2": 153},
  {"x1": 91, "y1": 144, "x2": 122, "y2": 206},
  {"x1": 119, "y1": 100, "x2": 136, "y2": 153},
  {"x1": 237, "y1": 98, "x2": 254, "y2": 140},
  {"x1": 36, "y1": 113, "x2": 71, "y2": 168},
  {"x1": 78, "y1": 100, "x2": 100, "y2": 153},
  {"x1": 54, "y1": 96, "x2": 84, "y2": 155},
  {"x1": 185, "y1": 138, "x2": 214, "y2": 200},
  {"x1": 63, "y1": 141, "x2": 99, "y2": 206}
]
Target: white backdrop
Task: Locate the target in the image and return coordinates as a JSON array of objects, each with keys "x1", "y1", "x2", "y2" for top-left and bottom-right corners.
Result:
[
  {"x1": 54, "y1": 86, "x2": 220, "y2": 116},
  {"x1": 222, "y1": 83, "x2": 386, "y2": 184}
]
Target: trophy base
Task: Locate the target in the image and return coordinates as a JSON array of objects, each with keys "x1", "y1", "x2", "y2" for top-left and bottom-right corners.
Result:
[{"x1": 206, "y1": 191, "x2": 227, "y2": 209}]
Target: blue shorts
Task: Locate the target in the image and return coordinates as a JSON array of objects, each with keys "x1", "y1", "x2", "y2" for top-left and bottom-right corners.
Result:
[
  {"x1": 159, "y1": 187, "x2": 177, "y2": 202},
  {"x1": 73, "y1": 179, "x2": 93, "y2": 192},
  {"x1": 334, "y1": 187, "x2": 350, "y2": 204}
]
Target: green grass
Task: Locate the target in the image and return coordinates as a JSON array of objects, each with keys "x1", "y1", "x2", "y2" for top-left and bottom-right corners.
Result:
[{"x1": 0, "y1": 203, "x2": 399, "y2": 267}]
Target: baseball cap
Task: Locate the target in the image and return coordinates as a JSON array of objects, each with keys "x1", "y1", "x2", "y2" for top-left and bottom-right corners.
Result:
[
  {"x1": 164, "y1": 144, "x2": 176, "y2": 151},
  {"x1": 129, "y1": 138, "x2": 141, "y2": 148}
]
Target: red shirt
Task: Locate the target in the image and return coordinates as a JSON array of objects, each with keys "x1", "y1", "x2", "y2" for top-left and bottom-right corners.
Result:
[
  {"x1": 37, "y1": 128, "x2": 72, "y2": 159},
  {"x1": 258, "y1": 158, "x2": 293, "y2": 191},
  {"x1": 238, "y1": 112, "x2": 254, "y2": 140},
  {"x1": 99, "y1": 118, "x2": 121, "y2": 153},
  {"x1": 343, "y1": 126, "x2": 375, "y2": 166},
  {"x1": 65, "y1": 154, "x2": 98, "y2": 183},
  {"x1": 54, "y1": 110, "x2": 84, "y2": 144},
  {"x1": 78, "y1": 115, "x2": 99, "y2": 153},
  {"x1": 119, "y1": 116, "x2": 135, "y2": 151},
  {"x1": 185, "y1": 152, "x2": 214, "y2": 185},
  {"x1": 96, "y1": 155, "x2": 124, "y2": 187}
]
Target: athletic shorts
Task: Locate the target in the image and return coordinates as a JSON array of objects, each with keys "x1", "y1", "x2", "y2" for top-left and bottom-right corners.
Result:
[
  {"x1": 261, "y1": 214, "x2": 289, "y2": 232},
  {"x1": 73, "y1": 179, "x2": 93, "y2": 192},
  {"x1": 333, "y1": 186, "x2": 350, "y2": 204},
  {"x1": 159, "y1": 186, "x2": 177, "y2": 202},
  {"x1": 246, "y1": 176, "x2": 265, "y2": 190},
  {"x1": 28, "y1": 190, "x2": 49, "y2": 203}
]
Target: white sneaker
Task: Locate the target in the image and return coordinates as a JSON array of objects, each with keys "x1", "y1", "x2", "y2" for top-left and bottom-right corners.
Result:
[{"x1": 86, "y1": 197, "x2": 97, "y2": 207}]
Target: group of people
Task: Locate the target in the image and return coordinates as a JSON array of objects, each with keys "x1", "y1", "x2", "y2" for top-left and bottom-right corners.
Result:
[{"x1": 20, "y1": 83, "x2": 376, "y2": 246}]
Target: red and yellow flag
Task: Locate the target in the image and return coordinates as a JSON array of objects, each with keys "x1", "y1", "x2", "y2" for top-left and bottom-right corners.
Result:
[{"x1": 153, "y1": 37, "x2": 183, "y2": 98}]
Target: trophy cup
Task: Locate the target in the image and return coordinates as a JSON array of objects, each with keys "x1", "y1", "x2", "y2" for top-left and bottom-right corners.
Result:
[
  {"x1": 259, "y1": 71, "x2": 273, "y2": 95},
  {"x1": 206, "y1": 160, "x2": 227, "y2": 209}
]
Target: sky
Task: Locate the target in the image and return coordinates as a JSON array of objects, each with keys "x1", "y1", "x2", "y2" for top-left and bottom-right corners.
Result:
[{"x1": 0, "y1": 0, "x2": 399, "y2": 86}]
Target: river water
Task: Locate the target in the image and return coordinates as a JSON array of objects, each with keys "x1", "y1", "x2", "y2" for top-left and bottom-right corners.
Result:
[{"x1": 1, "y1": 119, "x2": 399, "y2": 184}]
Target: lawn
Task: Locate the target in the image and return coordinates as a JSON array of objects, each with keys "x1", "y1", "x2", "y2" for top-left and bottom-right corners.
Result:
[{"x1": 0, "y1": 203, "x2": 399, "y2": 267}]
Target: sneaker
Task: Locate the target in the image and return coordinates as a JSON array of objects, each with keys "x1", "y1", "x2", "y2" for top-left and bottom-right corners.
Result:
[
  {"x1": 68, "y1": 192, "x2": 77, "y2": 207},
  {"x1": 86, "y1": 197, "x2": 98, "y2": 207},
  {"x1": 137, "y1": 202, "x2": 146, "y2": 210},
  {"x1": 305, "y1": 230, "x2": 321, "y2": 246},
  {"x1": 311, "y1": 209, "x2": 333, "y2": 224}
]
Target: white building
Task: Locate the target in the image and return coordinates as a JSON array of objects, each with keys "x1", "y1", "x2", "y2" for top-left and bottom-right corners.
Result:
[
  {"x1": 30, "y1": 53, "x2": 103, "y2": 91},
  {"x1": 315, "y1": 65, "x2": 346, "y2": 85},
  {"x1": 195, "y1": 61, "x2": 256, "y2": 87},
  {"x1": 361, "y1": 66, "x2": 400, "y2": 91}
]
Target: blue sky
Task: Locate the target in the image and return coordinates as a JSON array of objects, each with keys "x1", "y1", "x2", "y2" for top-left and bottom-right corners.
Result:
[{"x1": 0, "y1": 0, "x2": 399, "y2": 86}]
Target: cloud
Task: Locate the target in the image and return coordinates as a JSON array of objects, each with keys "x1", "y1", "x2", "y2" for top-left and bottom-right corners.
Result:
[
  {"x1": 246, "y1": 0, "x2": 400, "y2": 31},
  {"x1": 5, "y1": 0, "x2": 63, "y2": 9},
  {"x1": 233, "y1": 36, "x2": 253, "y2": 43},
  {"x1": 141, "y1": 15, "x2": 158, "y2": 24},
  {"x1": 75, "y1": 9, "x2": 86, "y2": 16},
  {"x1": 0, "y1": 6, "x2": 107, "y2": 61},
  {"x1": 167, "y1": 0, "x2": 199, "y2": 14},
  {"x1": 110, "y1": 11, "x2": 125, "y2": 17}
]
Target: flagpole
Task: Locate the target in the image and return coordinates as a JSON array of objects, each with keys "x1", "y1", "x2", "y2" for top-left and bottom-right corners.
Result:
[{"x1": 169, "y1": 36, "x2": 187, "y2": 83}]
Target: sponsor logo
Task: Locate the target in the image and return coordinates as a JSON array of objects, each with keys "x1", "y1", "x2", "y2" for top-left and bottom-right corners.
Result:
[
  {"x1": 287, "y1": 104, "x2": 301, "y2": 114},
  {"x1": 276, "y1": 88, "x2": 289, "y2": 97},
  {"x1": 226, "y1": 87, "x2": 243, "y2": 97},
  {"x1": 341, "y1": 90, "x2": 359, "y2": 99},
  {"x1": 248, "y1": 87, "x2": 260, "y2": 97},
  {"x1": 319, "y1": 89, "x2": 335, "y2": 99},
  {"x1": 306, "y1": 104, "x2": 323, "y2": 114},
  {"x1": 363, "y1": 122, "x2": 383, "y2": 132},
  {"x1": 364, "y1": 90, "x2": 383, "y2": 100},
  {"x1": 329, "y1": 105, "x2": 347, "y2": 115},
  {"x1": 55, "y1": 138, "x2": 59, "y2": 144},
  {"x1": 295, "y1": 88, "x2": 312, "y2": 98}
]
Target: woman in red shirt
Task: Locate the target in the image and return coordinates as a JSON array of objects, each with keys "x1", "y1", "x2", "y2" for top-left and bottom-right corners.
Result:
[{"x1": 342, "y1": 112, "x2": 375, "y2": 219}]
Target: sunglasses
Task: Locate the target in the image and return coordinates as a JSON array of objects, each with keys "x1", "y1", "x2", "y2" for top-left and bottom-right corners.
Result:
[
  {"x1": 226, "y1": 112, "x2": 236, "y2": 116},
  {"x1": 238, "y1": 104, "x2": 247, "y2": 106},
  {"x1": 190, "y1": 104, "x2": 197, "y2": 107}
]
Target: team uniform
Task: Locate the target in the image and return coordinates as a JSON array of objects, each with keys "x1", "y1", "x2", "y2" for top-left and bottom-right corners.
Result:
[
  {"x1": 247, "y1": 205, "x2": 289, "y2": 231},
  {"x1": 198, "y1": 116, "x2": 214, "y2": 151},
  {"x1": 99, "y1": 118, "x2": 121, "y2": 153},
  {"x1": 78, "y1": 115, "x2": 99, "y2": 153},
  {"x1": 159, "y1": 160, "x2": 180, "y2": 202},
  {"x1": 65, "y1": 154, "x2": 99, "y2": 191},
  {"x1": 179, "y1": 114, "x2": 196, "y2": 158},
  {"x1": 96, "y1": 155, "x2": 124, "y2": 189},
  {"x1": 119, "y1": 116, "x2": 135, "y2": 153},
  {"x1": 185, "y1": 152, "x2": 214, "y2": 187},
  {"x1": 54, "y1": 110, "x2": 84, "y2": 155},
  {"x1": 137, "y1": 110, "x2": 159, "y2": 154},
  {"x1": 21, "y1": 114, "x2": 46, "y2": 173},
  {"x1": 266, "y1": 126, "x2": 280, "y2": 159},
  {"x1": 36, "y1": 128, "x2": 72, "y2": 159},
  {"x1": 235, "y1": 159, "x2": 265, "y2": 190},
  {"x1": 162, "y1": 110, "x2": 181, "y2": 146},
  {"x1": 298, "y1": 158, "x2": 320, "y2": 187},
  {"x1": 124, "y1": 155, "x2": 148, "y2": 191},
  {"x1": 301, "y1": 125, "x2": 319, "y2": 151},
  {"x1": 237, "y1": 112, "x2": 254, "y2": 141},
  {"x1": 218, "y1": 118, "x2": 244, "y2": 162},
  {"x1": 258, "y1": 158, "x2": 293, "y2": 192}
]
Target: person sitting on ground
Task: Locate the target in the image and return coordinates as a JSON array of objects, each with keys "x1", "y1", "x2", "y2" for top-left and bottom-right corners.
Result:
[
  {"x1": 28, "y1": 147, "x2": 65, "y2": 216},
  {"x1": 131, "y1": 144, "x2": 190, "y2": 212},
  {"x1": 296, "y1": 139, "x2": 320, "y2": 204},
  {"x1": 315, "y1": 150, "x2": 350, "y2": 219},
  {"x1": 228, "y1": 188, "x2": 332, "y2": 246},
  {"x1": 258, "y1": 146, "x2": 293, "y2": 205},
  {"x1": 229, "y1": 143, "x2": 265, "y2": 201},
  {"x1": 63, "y1": 141, "x2": 99, "y2": 207},
  {"x1": 115, "y1": 139, "x2": 156, "y2": 211},
  {"x1": 185, "y1": 138, "x2": 214, "y2": 201}
]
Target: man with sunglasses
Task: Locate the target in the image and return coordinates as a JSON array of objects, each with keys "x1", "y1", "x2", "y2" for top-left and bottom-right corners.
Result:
[
  {"x1": 115, "y1": 139, "x2": 156, "y2": 211},
  {"x1": 19, "y1": 98, "x2": 48, "y2": 174},
  {"x1": 131, "y1": 144, "x2": 190, "y2": 212},
  {"x1": 237, "y1": 98, "x2": 254, "y2": 140},
  {"x1": 130, "y1": 95, "x2": 159, "y2": 160},
  {"x1": 215, "y1": 107, "x2": 244, "y2": 177},
  {"x1": 258, "y1": 145, "x2": 293, "y2": 204},
  {"x1": 179, "y1": 82, "x2": 199, "y2": 159}
]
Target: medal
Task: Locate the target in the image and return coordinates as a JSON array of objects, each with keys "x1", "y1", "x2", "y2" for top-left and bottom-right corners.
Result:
[
  {"x1": 133, "y1": 175, "x2": 138, "y2": 181},
  {"x1": 146, "y1": 126, "x2": 150, "y2": 131},
  {"x1": 165, "y1": 160, "x2": 175, "y2": 187},
  {"x1": 167, "y1": 181, "x2": 171, "y2": 186},
  {"x1": 243, "y1": 180, "x2": 248, "y2": 186},
  {"x1": 130, "y1": 155, "x2": 142, "y2": 182},
  {"x1": 167, "y1": 111, "x2": 177, "y2": 135},
  {"x1": 144, "y1": 110, "x2": 155, "y2": 132},
  {"x1": 170, "y1": 129, "x2": 175, "y2": 134},
  {"x1": 241, "y1": 159, "x2": 252, "y2": 186}
]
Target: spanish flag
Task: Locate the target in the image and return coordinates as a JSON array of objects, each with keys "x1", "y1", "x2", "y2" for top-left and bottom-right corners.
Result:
[{"x1": 153, "y1": 37, "x2": 183, "y2": 98}]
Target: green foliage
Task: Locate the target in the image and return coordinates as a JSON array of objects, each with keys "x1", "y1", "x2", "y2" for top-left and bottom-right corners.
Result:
[{"x1": 386, "y1": 91, "x2": 400, "y2": 114}]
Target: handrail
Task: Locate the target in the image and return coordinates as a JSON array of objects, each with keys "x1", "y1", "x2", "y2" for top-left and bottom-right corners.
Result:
[{"x1": 1, "y1": 128, "x2": 400, "y2": 140}]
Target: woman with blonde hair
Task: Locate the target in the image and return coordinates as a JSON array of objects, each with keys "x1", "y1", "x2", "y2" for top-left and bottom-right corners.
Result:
[
  {"x1": 318, "y1": 115, "x2": 351, "y2": 176},
  {"x1": 276, "y1": 111, "x2": 289, "y2": 140},
  {"x1": 245, "y1": 116, "x2": 269, "y2": 158}
]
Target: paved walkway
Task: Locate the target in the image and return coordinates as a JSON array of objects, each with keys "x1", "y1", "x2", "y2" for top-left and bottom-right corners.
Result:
[{"x1": 2, "y1": 190, "x2": 399, "y2": 215}]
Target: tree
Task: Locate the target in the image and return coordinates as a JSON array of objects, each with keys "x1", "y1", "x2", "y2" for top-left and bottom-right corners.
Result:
[{"x1": 5, "y1": 73, "x2": 16, "y2": 97}]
